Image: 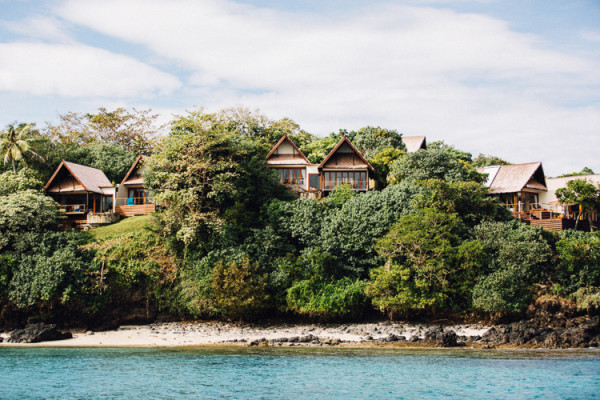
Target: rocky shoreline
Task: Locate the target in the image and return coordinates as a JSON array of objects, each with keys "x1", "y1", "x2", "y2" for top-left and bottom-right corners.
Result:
[{"x1": 1, "y1": 316, "x2": 599, "y2": 349}]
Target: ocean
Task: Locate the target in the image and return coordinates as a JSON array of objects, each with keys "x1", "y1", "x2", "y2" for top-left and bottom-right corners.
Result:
[{"x1": 1, "y1": 347, "x2": 599, "y2": 399}]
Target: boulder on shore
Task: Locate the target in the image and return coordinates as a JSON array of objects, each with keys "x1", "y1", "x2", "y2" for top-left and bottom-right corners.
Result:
[
  {"x1": 424, "y1": 326, "x2": 458, "y2": 347},
  {"x1": 8, "y1": 323, "x2": 72, "y2": 343}
]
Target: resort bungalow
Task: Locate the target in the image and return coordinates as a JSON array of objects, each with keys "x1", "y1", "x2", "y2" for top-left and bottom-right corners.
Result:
[
  {"x1": 478, "y1": 162, "x2": 593, "y2": 231},
  {"x1": 318, "y1": 137, "x2": 374, "y2": 192},
  {"x1": 266, "y1": 135, "x2": 375, "y2": 197},
  {"x1": 402, "y1": 136, "x2": 427, "y2": 152},
  {"x1": 115, "y1": 155, "x2": 156, "y2": 217},
  {"x1": 538, "y1": 174, "x2": 600, "y2": 228},
  {"x1": 266, "y1": 134, "x2": 315, "y2": 193},
  {"x1": 45, "y1": 161, "x2": 117, "y2": 228},
  {"x1": 479, "y1": 162, "x2": 548, "y2": 215}
]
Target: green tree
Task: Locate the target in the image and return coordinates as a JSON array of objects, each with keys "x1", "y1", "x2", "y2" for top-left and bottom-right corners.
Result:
[
  {"x1": 319, "y1": 181, "x2": 424, "y2": 277},
  {"x1": 300, "y1": 136, "x2": 338, "y2": 164},
  {"x1": 557, "y1": 167, "x2": 595, "y2": 178},
  {"x1": 368, "y1": 148, "x2": 405, "y2": 189},
  {"x1": 0, "y1": 190, "x2": 62, "y2": 251},
  {"x1": 472, "y1": 154, "x2": 511, "y2": 168},
  {"x1": 45, "y1": 108, "x2": 163, "y2": 155},
  {"x1": 286, "y1": 277, "x2": 367, "y2": 318},
  {"x1": 210, "y1": 258, "x2": 270, "y2": 320},
  {"x1": 366, "y1": 209, "x2": 483, "y2": 319},
  {"x1": 411, "y1": 179, "x2": 510, "y2": 228},
  {"x1": 427, "y1": 141, "x2": 472, "y2": 162},
  {"x1": 0, "y1": 123, "x2": 44, "y2": 173},
  {"x1": 471, "y1": 221, "x2": 554, "y2": 314},
  {"x1": 555, "y1": 179, "x2": 600, "y2": 231},
  {"x1": 555, "y1": 231, "x2": 600, "y2": 293},
  {"x1": 144, "y1": 109, "x2": 284, "y2": 250},
  {"x1": 0, "y1": 169, "x2": 43, "y2": 196},
  {"x1": 9, "y1": 231, "x2": 93, "y2": 309},
  {"x1": 388, "y1": 148, "x2": 483, "y2": 185},
  {"x1": 351, "y1": 126, "x2": 405, "y2": 159}
]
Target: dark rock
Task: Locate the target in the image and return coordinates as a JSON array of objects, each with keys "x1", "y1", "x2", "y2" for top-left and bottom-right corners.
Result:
[
  {"x1": 298, "y1": 334, "x2": 316, "y2": 343},
  {"x1": 8, "y1": 323, "x2": 72, "y2": 343},
  {"x1": 0, "y1": 336, "x2": 3, "y2": 343},
  {"x1": 424, "y1": 327, "x2": 458, "y2": 347},
  {"x1": 468, "y1": 335, "x2": 481, "y2": 342},
  {"x1": 382, "y1": 334, "x2": 404, "y2": 342}
]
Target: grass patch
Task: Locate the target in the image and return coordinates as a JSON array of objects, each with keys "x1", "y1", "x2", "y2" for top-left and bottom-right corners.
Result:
[{"x1": 89, "y1": 215, "x2": 152, "y2": 242}]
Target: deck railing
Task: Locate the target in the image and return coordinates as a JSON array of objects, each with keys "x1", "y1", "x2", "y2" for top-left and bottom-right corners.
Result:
[
  {"x1": 59, "y1": 204, "x2": 87, "y2": 214},
  {"x1": 116, "y1": 197, "x2": 154, "y2": 206},
  {"x1": 504, "y1": 202, "x2": 577, "y2": 221}
]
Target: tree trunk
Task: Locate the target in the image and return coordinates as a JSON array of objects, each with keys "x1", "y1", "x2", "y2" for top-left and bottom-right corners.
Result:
[{"x1": 11, "y1": 159, "x2": 16, "y2": 173}]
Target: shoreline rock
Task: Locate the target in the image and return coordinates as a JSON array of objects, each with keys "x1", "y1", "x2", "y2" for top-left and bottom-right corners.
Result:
[{"x1": 7, "y1": 323, "x2": 72, "y2": 343}]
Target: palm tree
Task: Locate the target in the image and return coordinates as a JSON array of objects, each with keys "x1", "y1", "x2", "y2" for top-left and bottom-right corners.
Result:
[{"x1": 0, "y1": 123, "x2": 44, "y2": 172}]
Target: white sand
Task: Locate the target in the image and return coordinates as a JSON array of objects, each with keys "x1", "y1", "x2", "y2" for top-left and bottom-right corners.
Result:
[{"x1": 0, "y1": 321, "x2": 490, "y2": 347}]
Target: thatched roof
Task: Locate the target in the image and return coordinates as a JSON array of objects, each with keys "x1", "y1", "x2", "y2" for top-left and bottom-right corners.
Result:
[
  {"x1": 45, "y1": 161, "x2": 113, "y2": 194},
  {"x1": 266, "y1": 135, "x2": 309, "y2": 165},
  {"x1": 318, "y1": 137, "x2": 374, "y2": 172},
  {"x1": 478, "y1": 162, "x2": 547, "y2": 194},
  {"x1": 402, "y1": 136, "x2": 426, "y2": 153}
]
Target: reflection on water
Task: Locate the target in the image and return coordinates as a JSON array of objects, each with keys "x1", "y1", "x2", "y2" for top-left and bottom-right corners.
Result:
[{"x1": 1, "y1": 347, "x2": 599, "y2": 399}]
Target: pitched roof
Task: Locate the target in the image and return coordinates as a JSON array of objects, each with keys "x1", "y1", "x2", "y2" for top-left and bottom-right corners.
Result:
[
  {"x1": 478, "y1": 162, "x2": 547, "y2": 194},
  {"x1": 402, "y1": 136, "x2": 427, "y2": 152},
  {"x1": 121, "y1": 155, "x2": 144, "y2": 185},
  {"x1": 318, "y1": 137, "x2": 375, "y2": 172},
  {"x1": 266, "y1": 134, "x2": 309, "y2": 165},
  {"x1": 45, "y1": 161, "x2": 113, "y2": 194}
]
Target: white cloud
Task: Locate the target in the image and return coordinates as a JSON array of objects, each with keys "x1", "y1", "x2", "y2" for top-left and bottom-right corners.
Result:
[
  {"x1": 1, "y1": 16, "x2": 74, "y2": 43},
  {"x1": 12, "y1": 0, "x2": 600, "y2": 174},
  {"x1": 0, "y1": 42, "x2": 182, "y2": 97}
]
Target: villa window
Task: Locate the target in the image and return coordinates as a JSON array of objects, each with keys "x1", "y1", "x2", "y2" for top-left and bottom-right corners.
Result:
[
  {"x1": 277, "y1": 168, "x2": 305, "y2": 185},
  {"x1": 323, "y1": 171, "x2": 367, "y2": 190}
]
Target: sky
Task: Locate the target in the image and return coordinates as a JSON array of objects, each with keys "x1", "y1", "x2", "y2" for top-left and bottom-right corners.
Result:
[{"x1": 0, "y1": 0, "x2": 598, "y2": 176}]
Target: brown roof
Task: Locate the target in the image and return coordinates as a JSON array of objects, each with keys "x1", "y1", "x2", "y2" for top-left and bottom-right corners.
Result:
[
  {"x1": 45, "y1": 161, "x2": 113, "y2": 194},
  {"x1": 318, "y1": 137, "x2": 374, "y2": 172},
  {"x1": 402, "y1": 136, "x2": 426, "y2": 152},
  {"x1": 478, "y1": 162, "x2": 547, "y2": 194},
  {"x1": 266, "y1": 135, "x2": 309, "y2": 164},
  {"x1": 121, "y1": 155, "x2": 145, "y2": 185}
]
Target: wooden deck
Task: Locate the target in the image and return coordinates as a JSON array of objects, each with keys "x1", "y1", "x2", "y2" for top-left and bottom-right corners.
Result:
[
  {"x1": 529, "y1": 218, "x2": 576, "y2": 232},
  {"x1": 115, "y1": 204, "x2": 155, "y2": 217}
]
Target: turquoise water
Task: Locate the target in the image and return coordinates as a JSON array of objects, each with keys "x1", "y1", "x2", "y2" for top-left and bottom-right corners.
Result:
[{"x1": 1, "y1": 347, "x2": 599, "y2": 399}]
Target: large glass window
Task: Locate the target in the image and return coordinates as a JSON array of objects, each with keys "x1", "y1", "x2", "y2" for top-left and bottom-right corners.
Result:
[
  {"x1": 277, "y1": 168, "x2": 305, "y2": 185},
  {"x1": 323, "y1": 171, "x2": 368, "y2": 190}
]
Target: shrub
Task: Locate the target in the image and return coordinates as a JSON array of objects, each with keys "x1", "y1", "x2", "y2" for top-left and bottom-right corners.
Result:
[
  {"x1": 471, "y1": 221, "x2": 554, "y2": 314},
  {"x1": 286, "y1": 278, "x2": 367, "y2": 318},
  {"x1": 209, "y1": 258, "x2": 270, "y2": 320},
  {"x1": 555, "y1": 231, "x2": 600, "y2": 293}
]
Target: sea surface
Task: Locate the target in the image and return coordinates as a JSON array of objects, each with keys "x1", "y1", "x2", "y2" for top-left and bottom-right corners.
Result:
[{"x1": 0, "y1": 347, "x2": 599, "y2": 399}]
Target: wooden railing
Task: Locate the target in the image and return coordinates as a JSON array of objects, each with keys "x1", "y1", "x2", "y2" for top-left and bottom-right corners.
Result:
[
  {"x1": 59, "y1": 204, "x2": 87, "y2": 214},
  {"x1": 116, "y1": 197, "x2": 154, "y2": 206}
]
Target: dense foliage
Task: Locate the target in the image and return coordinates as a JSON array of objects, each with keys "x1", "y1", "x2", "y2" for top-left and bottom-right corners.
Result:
[{"x1": 1, "y1": 106, "x2": 599, "y2": 327}]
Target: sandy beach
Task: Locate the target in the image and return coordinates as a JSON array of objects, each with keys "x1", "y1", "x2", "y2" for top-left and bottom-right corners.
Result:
[{"x1": 0, "y1": 321, "x2": 490, "y2": 347}]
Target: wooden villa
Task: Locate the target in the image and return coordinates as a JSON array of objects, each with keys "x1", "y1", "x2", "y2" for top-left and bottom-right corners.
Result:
[
  {"x1": 45, "y1": 161, "x2": 118, "y2": 229},
  {"x1": 115, "y1": 155, "x2": 156, "y2": 217},
  {"x1": 479, "y1": 162, "x2": 597, "y2": 231},
  {"x1": 318, "y1": 136, "x2": 374, "y2": 192},
  {"x1": 266, "y1": 134, "x2": 315, "y2": 193},
  {"x1": 266, "y1": 135, "x2": 375, "y2": 197}
]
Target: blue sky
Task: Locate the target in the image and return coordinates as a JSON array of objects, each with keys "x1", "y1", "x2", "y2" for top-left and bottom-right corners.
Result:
[{"x1": 0, "y1": 0, "x2": 598, "y2": 176}]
